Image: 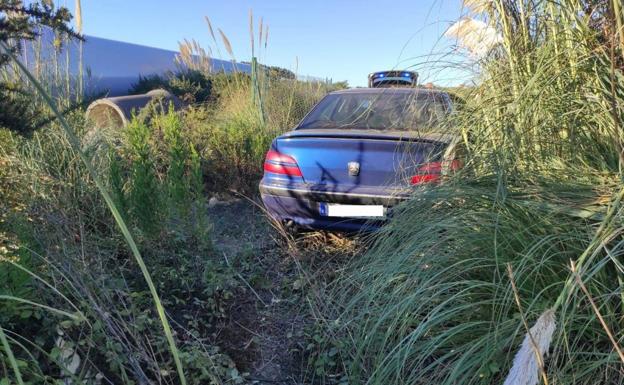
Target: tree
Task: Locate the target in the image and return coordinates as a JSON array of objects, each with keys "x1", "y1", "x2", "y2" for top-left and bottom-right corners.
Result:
[
  {"x1": 0, "y1": 0, "x2": 80, "y2": 135},
  {"x1": 265, "y1": 65, "x2": 296, "y2": 80}
]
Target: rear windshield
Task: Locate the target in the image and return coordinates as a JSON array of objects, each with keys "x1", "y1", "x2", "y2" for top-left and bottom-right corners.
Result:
[
  {"x1": 298, "y1": 91, "x2": 449, "y2": 131},
  {"x1": 372, "y1": 79, "x2": 414, "y2": 87}
]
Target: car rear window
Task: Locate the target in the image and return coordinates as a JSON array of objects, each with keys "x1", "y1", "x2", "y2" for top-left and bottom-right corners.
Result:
[{"x1": 298, "y1": 90, "x2": 449, "y2": 131}]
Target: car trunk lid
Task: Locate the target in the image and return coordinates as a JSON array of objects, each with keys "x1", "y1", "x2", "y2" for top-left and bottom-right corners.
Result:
[{"x1": 273, "y1": 129, "x2": 453, "y2": 190}]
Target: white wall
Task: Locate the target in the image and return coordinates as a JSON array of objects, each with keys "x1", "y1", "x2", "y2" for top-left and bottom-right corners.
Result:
[{"x1": 22, "y1": 29, "x2": 251, "y2": 96}]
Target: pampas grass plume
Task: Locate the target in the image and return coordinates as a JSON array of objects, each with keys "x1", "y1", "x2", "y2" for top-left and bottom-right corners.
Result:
[{"x1": 503, "y1": 309, "x2": 556, "y2": 385}]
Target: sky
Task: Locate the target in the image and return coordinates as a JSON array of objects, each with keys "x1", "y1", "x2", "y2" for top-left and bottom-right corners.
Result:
[{"x1": 60, "y1": 0, "x2": 472, "y2": 87}]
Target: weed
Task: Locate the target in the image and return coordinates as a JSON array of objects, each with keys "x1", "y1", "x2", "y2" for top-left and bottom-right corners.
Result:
[
  {"x1": 126, "y1": 116, "x2": 161, "y2": 235},
  {"x1": 161, "y1": 105, "x2": 190, "y2": 216},
  {"x1": 0, "y1": 7, "x2": 342, "y2": 385}
]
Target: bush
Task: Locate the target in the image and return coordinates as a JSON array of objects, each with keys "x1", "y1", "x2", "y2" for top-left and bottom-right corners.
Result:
[
  {"x1": 0, "y1": 109, "x2": 230, "y2": 383},
  {"x1": 0, "y1": 15, "x2": 343, "y2": 381},
  {"x1": 0, "y1": 1, "x2": 83, "y2": 136},
  {"x1": 125, "y1": 116, "x2": 161, "y2": 235},
  {"x1": 130, "y1": 70, "x2": 215, "y2": 105}
]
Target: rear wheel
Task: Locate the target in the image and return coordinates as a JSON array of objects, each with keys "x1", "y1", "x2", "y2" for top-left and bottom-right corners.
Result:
[{"x1": 282, "y1": 219, "x2": 302, "y2": 237}]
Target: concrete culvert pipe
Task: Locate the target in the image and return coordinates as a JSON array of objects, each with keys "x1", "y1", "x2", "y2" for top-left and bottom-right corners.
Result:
[{"x1": 85, "y1": 89, "x2": 184, "y2": 129}]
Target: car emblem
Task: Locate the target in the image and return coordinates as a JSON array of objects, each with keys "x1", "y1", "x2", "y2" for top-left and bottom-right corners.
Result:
[{"x1": 347, "y1": 161, "x2": 360, "y2": 176}]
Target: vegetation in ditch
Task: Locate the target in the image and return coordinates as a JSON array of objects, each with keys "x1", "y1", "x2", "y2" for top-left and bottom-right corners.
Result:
[
  {"x1": 0, "y1": 80, "x2": 334, "y2": 384},
  {"x1": 0, "y1": 4, "x2": 343, "y2": 384}
]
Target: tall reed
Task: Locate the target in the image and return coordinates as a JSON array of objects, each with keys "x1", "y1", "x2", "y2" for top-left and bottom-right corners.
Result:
[{"x1": 74, "y1": 0, "x2": 83, "y2": 102}]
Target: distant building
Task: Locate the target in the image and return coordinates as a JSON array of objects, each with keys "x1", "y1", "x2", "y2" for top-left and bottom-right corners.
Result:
[{"x1": 22, "y1": 30, "x2": 251, "y2": 96}]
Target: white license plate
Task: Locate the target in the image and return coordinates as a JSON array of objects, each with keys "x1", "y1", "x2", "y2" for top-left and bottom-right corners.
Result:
[{"x1": 319, "y1": 203, "x2": 385, "y2": 218}]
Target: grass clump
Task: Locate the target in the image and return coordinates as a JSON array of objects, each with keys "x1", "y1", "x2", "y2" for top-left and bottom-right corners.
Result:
[
  {"x1": 323, "y1": 178, "x2": 622, "y2": 384},
  {"x1": 0, "y1": 110, "x2": 241, "y2": 384}
]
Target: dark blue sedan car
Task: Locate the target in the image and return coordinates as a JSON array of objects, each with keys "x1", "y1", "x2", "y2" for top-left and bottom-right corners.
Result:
[{"x1": 259, "y1": 87, "x2": 461, "y2": 232}]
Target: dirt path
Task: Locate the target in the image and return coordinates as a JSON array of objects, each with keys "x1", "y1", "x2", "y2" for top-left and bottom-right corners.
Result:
[{"x1": 208, "y1": 199, "x2": 312, "y2": 384}]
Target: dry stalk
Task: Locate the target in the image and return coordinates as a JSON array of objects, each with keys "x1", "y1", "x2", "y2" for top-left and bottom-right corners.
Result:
[
  {"x1": 570, "y1": 260, "x2": 624, "y2": 364},
  {"x1": 505, "y1": 263, "x2": 550, "y2": 385}
]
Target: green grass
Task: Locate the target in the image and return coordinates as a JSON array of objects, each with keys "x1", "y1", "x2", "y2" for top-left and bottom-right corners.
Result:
[
  {"x1": 3, "y1": 40, "x2": 190, "y2": 385},
  {"x1": 320, "y1": 178, "x2": 623, "y2": 384}
]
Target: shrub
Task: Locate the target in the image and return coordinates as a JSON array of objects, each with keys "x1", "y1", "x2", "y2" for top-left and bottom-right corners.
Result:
[
  {"x1": 126, "y1": 116, "x2": 161, "y2": 235},
  {"x1": 183, "y1": 76, "x2": 337, "y2": 194},
  {"x1": 0, "y1": 1, "x2": 82, "y2": 135},
  {"x1": 0, "y1": 145, "x2": 39, "y2": 293},
  {"x1": 130, "y1": 70, "x2": 215, "y2": 104},
  {"x1": 160, "y1": 106, "x2": 191, "y2": 216},
  {"x1": 0, "y1": 8, "x2": 342, "y2": 385},
  {"x1": 0, "y1": 116, "x2": 232, "y2": 384}
]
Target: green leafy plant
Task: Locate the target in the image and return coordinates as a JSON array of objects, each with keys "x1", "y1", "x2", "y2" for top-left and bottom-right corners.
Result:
[
  {"x1": 130, "y1": 70, "x2": 219, "y2": 105},
  {"x1": 1, "y1": 39, "x2": 190, "y2": 385},
  {"x1": 161, "y1": 105, "x2": 190, "y2": 216},
  {"x1": 108, "y1": 148, "x2": 128, "y2": 220},
  {"x1": 126, "y1": 116, "x2": 161, "y2": 235}
]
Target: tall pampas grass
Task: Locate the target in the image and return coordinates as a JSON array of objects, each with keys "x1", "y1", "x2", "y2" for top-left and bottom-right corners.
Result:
[
  {"x1": 258, "y1": 16, "x2": 263, "y2": 55},
  {"x1": 204, "y1": 16, "x2": 223, "y2": 60},
  {"x1": 463, "y1": 0, "x2": 492, "y2": 15},
  {"x1": 318, "y1": 2, "x2": 624, "y2": 385},
  {"x1": 248, "y1": 9, "x2": 254, "y2": 57},
  {"x1": 74, "y1": 0, "x2": 83, "y2": 101},
  {"x1": 218, "y1": 28, "x2": 235, "y2": 60},
  {"x1": 175, "y1": 38, "x2": 211, "y2": 73},
  {"x1": 503, "y1": 187, "x2": 624, "y2": 385},
  {"x1": 445, "y1": 17, "x2": 502, "y2": 58}
]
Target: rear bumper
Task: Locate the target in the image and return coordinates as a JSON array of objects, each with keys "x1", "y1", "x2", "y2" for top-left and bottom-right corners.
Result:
[
  {"x1": 259, "y1": 181, "x2": 409, "y2": 232},
  {"x1": 259, "y1": 183, "x2": 408, "y2": 206}
]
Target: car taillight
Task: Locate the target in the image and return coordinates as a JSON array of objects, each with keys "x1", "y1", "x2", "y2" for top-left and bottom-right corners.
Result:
[
  {"x1": 264, "y1": 150, "x2": 303, "y2": 177},
  {"x1": 410, "y1": 159, "x2": 461, "y2": 185}
]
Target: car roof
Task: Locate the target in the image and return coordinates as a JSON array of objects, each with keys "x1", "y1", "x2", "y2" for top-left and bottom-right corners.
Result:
[{"x1": 328, "y1": 87, "x2": 448, "y2": 96}]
